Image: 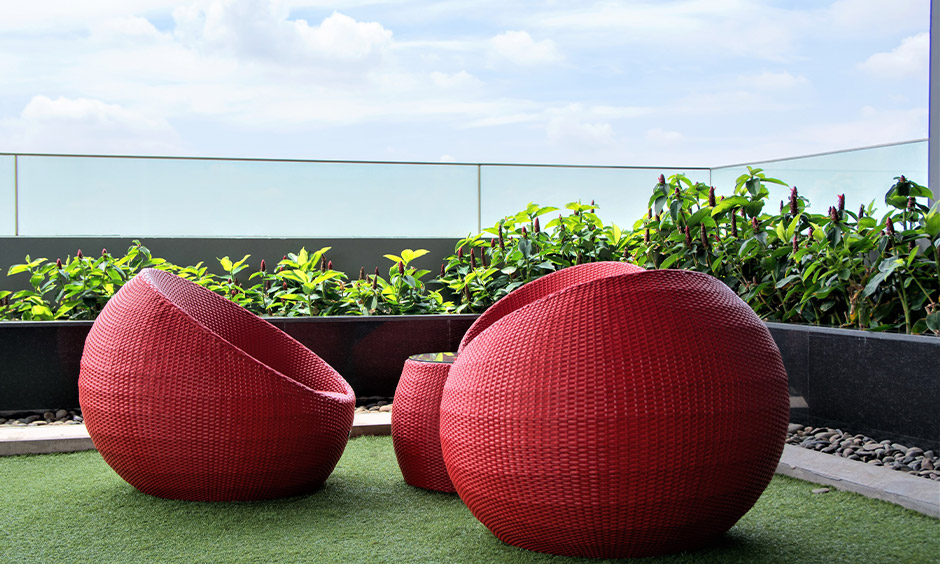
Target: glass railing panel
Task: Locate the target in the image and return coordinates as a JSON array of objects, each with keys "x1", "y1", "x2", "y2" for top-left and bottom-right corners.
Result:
[
  {"x1": 0, "y1": 156, "x2": 14, "y2": 236},
  {"x1": 15, "y1": 156, "x2": 480, "y2": 238},
  {"x1": 479, "y1": 165, "x2": 710, "y2": 231},
  {"x1": 710, "y1": 141, "x2": 928, "y2": 216}
]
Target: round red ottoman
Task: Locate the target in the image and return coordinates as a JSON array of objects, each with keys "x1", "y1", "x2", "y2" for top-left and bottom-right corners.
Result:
[
  {"x1": 79, "y1": 268, "x2": 356, "y2": 501},
  {"x1": 392, "y1": 352, "x2": 457, "y2": 492},
  {"x1": 440, "y1": 269, "x2": 789, "y2": 558}
]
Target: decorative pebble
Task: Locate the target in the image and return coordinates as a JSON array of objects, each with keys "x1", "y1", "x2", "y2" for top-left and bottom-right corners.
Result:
[{"x1": 811, "y1": 488, "x2": 830, "y2": 494}]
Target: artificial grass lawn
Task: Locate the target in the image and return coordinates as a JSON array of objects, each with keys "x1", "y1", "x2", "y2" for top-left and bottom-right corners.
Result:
[{"x1": 1, "y1": 436, "x2": 936, "y2": 564}]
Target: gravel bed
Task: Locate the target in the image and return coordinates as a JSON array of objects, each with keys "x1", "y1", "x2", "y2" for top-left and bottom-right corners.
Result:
[
  {"x1": 3, "y1": 409, "x2": 937, "y2": 483},
  {"x1": 0, "y1": 409, "x2": 83, "y2": 426},
  {"x1": 787, "y1": 423, "x2": 939, "y2": 482}
]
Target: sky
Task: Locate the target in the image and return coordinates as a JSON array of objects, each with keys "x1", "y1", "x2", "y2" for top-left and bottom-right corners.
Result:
[{"x1": 0, "y1": 0, "x2": 931, "y2": 167}]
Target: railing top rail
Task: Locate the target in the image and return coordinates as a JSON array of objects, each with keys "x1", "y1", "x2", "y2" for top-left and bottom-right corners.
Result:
[
  {"x1": 0, "y1": 151, "x2": 710, "y2": 171},
  {"x1": 712, "y1": 138, "x2": 928, "y2": 170}
]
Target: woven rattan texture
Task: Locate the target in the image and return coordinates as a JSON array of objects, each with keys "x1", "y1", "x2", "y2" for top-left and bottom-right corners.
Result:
[
  {"x1": 392, "y1": 358, "x2": 457, "y2": 492},
  {"x1": 457, "y1": 261, "x2": 644, "y2": 354},
  {"x1": 440, "y1": 269, "x2": 789, "y2": 558},
  {"x1": 79, "y1": 269, "x2": 356, "y2": 501}
]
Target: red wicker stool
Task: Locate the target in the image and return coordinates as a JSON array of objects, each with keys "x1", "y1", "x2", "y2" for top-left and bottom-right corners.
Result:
[
  {"x1": 392, "y1": 353, "x2": 457, "y2": 492},
  {"x1": 440, "y1": 269, "x2": 789, "y2": 558},
  {"x1": 79, "y1": 268, "x2": 356, "y2": 501}
]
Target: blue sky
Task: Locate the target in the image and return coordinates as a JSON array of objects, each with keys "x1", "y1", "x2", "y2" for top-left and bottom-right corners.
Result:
[{"x1": 0, "y1": 0, "x2": 930, "y2": 166}]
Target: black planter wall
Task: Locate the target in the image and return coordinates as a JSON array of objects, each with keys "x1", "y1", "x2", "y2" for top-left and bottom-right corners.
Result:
[
  {"x1": 2, "y1": 317, "x2": 937, "y2": 449},
  {"x1": 768, "y1": 322, "x2": 939, "y2": 450}
]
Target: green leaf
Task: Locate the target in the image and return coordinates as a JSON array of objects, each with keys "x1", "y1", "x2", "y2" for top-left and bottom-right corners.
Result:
[
  {"x1": 7, "y1": 264, "x2": 31, "y2": 276},
  {"x1": 383, "y1": 254, "x2": 403, "y2": 265},
  {"x1": 711, "y1": 196, "x2": 749, "y2": 216},
  {"x1": 659, "y1": 253, "x2": 681, "y2": 269},
  {"x1": 924, "y1": 211, "x2": 940, "y2": 238},
  {"x1": 862, "y1": 259, "x2": 902, "y2": 297},
  {"x1": 775, "y1": 274, "x2": 801, "y2": 289},
  {"x1": 218, "y1": 256, "x2": 234, "y2": 272},
  {"x1": 926, "y1": 312, "x2": 940, "y2": 333},
  {"x1": 687, "y1": 207, "x2": 712, "y2": 228}
]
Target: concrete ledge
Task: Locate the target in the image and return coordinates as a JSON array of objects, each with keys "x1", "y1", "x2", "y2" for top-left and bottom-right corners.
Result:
[
  {"x1": 0, "y1": 412, "x2": 392, "y2": 456},
  {"x1": 777, "y1": 444, "x2": 939, "y2": 518}
]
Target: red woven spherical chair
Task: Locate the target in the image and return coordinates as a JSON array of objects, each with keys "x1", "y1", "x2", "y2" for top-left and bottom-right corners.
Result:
[
  {"x1": 439, "y1": 269, "x2": 789, "y2": 558},
  {"x1": 392, "y1": 352, "x2": 458, "y2": 493},
  {"x1": 79, "y1": 268, "x2": 356, "y2": 501}
]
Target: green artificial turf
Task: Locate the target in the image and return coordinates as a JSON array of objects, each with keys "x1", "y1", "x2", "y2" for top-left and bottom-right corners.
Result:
[{"x1": 1, "y1": 436, "x2": 936, "y2": 563}]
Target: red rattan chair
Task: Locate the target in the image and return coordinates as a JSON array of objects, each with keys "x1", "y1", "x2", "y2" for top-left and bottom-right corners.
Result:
[
  {"x1": 439, "y1": 269, "x2": 789, "y2": 558},
  {"x1": 79, "y1": 268, "x2": 356, "y2": 501}
]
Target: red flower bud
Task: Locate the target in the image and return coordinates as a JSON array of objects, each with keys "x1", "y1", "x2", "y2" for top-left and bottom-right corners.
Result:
[
  {"x1": 838, "y1": 194, "x2": 845, "y2": 213},
  {"x1": 658, "y1": 174, "x2": 666, "y2": 185},
  {"x1": 231, "y1": 288, "x2": 238, "y2": 296},
  {"x1": 76, "y1": 249, "x2": 83, "y2": 259},
  {"x1": 829, "y1": 206, "x2": 839, "y2": 223},
  {"x1": 534, "y1": 217, "x2": 540, "y2": 233},
  {"x1": 708, "y1": 186, "x2": 716, "y2": 207},
  {"x1": 397, "y1": 261, "x2": 404, "y2": 275},
  {"x1": 899, "y1": 175, "x2": 906, "y2": 183},
  {"x1": 792, "y1": 234, "x2": 798, "y2": 253},
  {"x1": 440, "y1": 263, "x2": 445, "y2": 278},
  {"x1": 648, "y1": 208, "x2": 653, "y2": 219},
  {"x1": 789, "y1": 186, "x2": 798, "y2": 216},
  {"x1": 700, "y1": 223, "x2": 708, "y2": 247},
  {"x1": 521, "y1": 226, "x2": 528, "y2": 238},
  {"x1": 886, "y1": 217, "x2": 896, "y2": 237},
  {"x1": 327, "y1": 260, "x2": 333, "y2": 271},
  {"x1": 319, "y1": 257, "x2": 326, "y2": 272},
  {"x1": 730, "y1": 212, "x2": 738, "y2": 237},
  {"x1": 282, "y1": 255, "x2": 288, "y2": 261},
  {"x1": 675, "y1": 185, "x2": 681, "y2": 199},
  {"x1": 56, "y1": 258, "x2": 62, "y2": 268},
  {"x1": 359, "y1": 267, "x2": 365, "y2": 280},
  {"x1": 590, "y1": 199, "x2": 595, "y2": 207},
  {"x1": 491, "y1": 238, "x2": 498, "y2": 248},
  {"x1": 808, "y1": 225, "x2": 814, "y2": 240},
  {"x1": 101, "y1": 248, "x2": 108, "y2": 256},
  {"x1": 469, "y1": 249, "x2": 477, "y2": 268},
  {"x1": 684, "y1": 226, "x2": 692, "y2": 247},
  {"x1": 481, "y1": 249, "x2": 488, "y2": 268},
  {"x1": 907, "y1": 197, "x2": 915, "y2": 211},
  {"x1": 283, "y1": 281, "x2": 288, "y2": 290},
  {"x1": 260, "y1": 259, "x2": 266, "y2": 272},
  {"x1": 752, "y1": 217, "x2": 759, "y2": 233},
  {"x1": 457, "y1": 247, "x2": 464, "y2": 260},
  {"x1": 644, "y1": 228, "x2": 650, "y2": 244},
  {"x1": 858, "y1": 205, "x2": 865, "y2": 218}
]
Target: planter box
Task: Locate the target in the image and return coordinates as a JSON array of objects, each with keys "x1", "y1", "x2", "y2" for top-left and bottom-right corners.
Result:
[
  {"x1": 0, "y1": 315, "x2": 478, "y2": 413},
  {"x1": 2, "y1": 317, "x2": 937, "y2": 449},
  {"x1": 767, "y1": 322, "x2": 939, "y2": 450}
]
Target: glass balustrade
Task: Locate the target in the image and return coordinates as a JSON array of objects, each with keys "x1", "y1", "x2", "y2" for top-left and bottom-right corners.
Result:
[{"x1": 0, "y1": 139, "x2": 929, "y2": 238}]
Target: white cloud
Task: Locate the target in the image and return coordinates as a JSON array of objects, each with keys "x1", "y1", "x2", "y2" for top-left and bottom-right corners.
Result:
[
  {"x1": 858, "y1": 33, "x2": 929, "y2": 79},
  {"x1": 5, "y1": 95, "x2": 180, "y2": 154},
  {"x1": 828, "y1": 0, "x2": 926, "y2": 34},
  {"x1": 439, "y1": 154, "x2": 456, "y2": 162},
  {"x1": 646, "y1": 128, "x2": 684, "y2": 146},
  {"x1": 546, "y1": 105, "x2": 614, "y2": 148},
  {"x1": 430, "y1": 70, "x2": 482, "y2": 89},
  {"x1": 173, "y1": 1, "x2": 392, "y2": 63},
  {"x1": 90, "y1": 16, "x2": 165, "y2": 42},
  {"x1": 489, "y1": 30, "x2": 562, "y2": 66},
  {"x1": 736, "y1": 71, "x2": 809, "y2": 90},
  {"x1": 798, "y1": 106, "x2": 927, "y2": 149}
]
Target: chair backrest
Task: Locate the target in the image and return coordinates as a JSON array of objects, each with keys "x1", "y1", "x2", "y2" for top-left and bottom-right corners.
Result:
[{"x1": 457, "y1": 261, "x2": 644, "y2": 353}]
